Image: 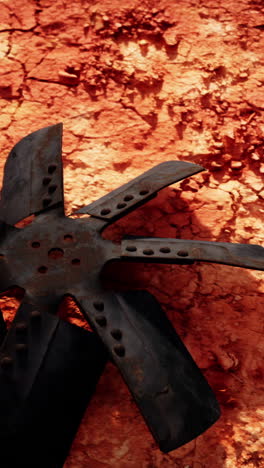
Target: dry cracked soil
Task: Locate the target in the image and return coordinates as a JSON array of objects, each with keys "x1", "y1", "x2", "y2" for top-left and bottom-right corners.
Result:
[{"x1": 0, "y1": 0, "x2": 263, "y2": 467}]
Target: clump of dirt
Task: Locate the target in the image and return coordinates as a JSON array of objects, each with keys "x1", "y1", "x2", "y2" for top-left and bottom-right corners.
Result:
[{"x1": 0, "y1": 1, "x2": 263, "y2": 467}]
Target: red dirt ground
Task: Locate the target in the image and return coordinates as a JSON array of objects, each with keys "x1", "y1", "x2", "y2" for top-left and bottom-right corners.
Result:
[{"x1": 0, "y1": 1, "x2": 263, "y2": 467}]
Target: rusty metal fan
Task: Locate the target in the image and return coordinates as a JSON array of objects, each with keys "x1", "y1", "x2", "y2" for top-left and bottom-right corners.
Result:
[{"x1": 0, "y1": 124, "x2": 262, "y2": 468}]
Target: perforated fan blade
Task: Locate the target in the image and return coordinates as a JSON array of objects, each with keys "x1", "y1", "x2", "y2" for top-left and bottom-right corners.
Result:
[
  {"x1": 0, "y1": 298, "x2": 107, "y2": 468},
  {"x1": 0, "y1": 124, "x2": 64, "y2": 226},
  {"x1": 75, "y1": 289, "x2": 220, "y2": 452}
]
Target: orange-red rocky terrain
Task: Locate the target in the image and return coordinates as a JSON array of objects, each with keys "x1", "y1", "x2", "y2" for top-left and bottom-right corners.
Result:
[{"x1": 0, "y1": 1, "x2": 263, "y2": 467}]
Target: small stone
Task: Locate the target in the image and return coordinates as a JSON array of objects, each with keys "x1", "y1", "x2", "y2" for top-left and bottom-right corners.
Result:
[
  {"x1": 213, "y1": 141, "x2": 224, "y2": 148},
  {"x1": 230, "y1": 161, "x2": 243, "y2": 170},
  {"x1": 251, "y1": 153, "x2": 260, "y2": 161},
  {"x1": 259, "y1": 190, "x2": 264, "y2": 199},
  {"x1": 199, "y1": 8, "x2": 210, "y2": 18},
  {"x1": 139, "y1": 39, "x2": 148, "y2": 46},
  {"x1": 94, "y1": 15, "x2": 104, "y2": 31},
  {"x1": 58, "y1": 70, "x2": 79, "y2": 84},
  {"x1": 239, "y1": 72, "x2": 248, "y2": 79},
  {"x1": 221, "y1": 101, "x2": 229, "y2": 110},
  {"x1": 210, "y1": 161, "x2": 222, "y2": 171},
  {"x1": 163, "y1": 29, "x2": 179, "y2": 46},
  {"x1": 222, "y1": 153, "x2": 232, "y2": 162},
  {"x1": 217, "y1": 350, "x2": 239, "y2": 370}
]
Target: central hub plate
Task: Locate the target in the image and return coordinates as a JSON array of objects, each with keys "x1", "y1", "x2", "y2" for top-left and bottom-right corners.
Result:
[{"x1": 0, "y1": 214, "x2": 109, "y2": 302}]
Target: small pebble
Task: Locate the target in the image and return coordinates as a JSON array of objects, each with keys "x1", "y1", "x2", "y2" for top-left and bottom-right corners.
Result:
[
  {"x1": 139, "y1": 39, "x2": 148, "y2": 46},
  {"x1": 210, "y1": 161, "x2": 222, "y2": 171},
  {"x1": 230, "y1": 161, "x2": 243, "y2": 170},
  {"x1": 213, "y1": 141, "x2": 224, "y2": 148},
  {"x1": 58, "y1": 70, "x2": 79, "y2": 83},
  {"x1": 251, "y1": 153, "x2": 260, "y2": 161}
]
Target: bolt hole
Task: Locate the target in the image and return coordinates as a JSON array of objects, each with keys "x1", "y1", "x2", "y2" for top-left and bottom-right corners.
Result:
[
  {"x1": 71, "y1": 258, "x2": 80, "y2": 265},
  {"x1": 95, "y1": 316, "x2": 107, "y2": 327},
  {"x1": 16, "y1": 343, "x2": 28, "y2": 354},
  {"x1": 38, "y1": 266, "x2": 48, "y2": 274},
  {"x1": 126, "y1": 245, "x2": 137, "y2": 252},
  {"x1": 64, "y1": 234, "x2": 73, "y2": 242},
  {"x1": 160, "y1": 247, "x2": 171, "y2": 254},
  {"x1": 113, "y1": 344, "x2": 125, "y2": 357},
  {"x1": 48, "y1": 185, "x2": 57, "y2": 194},
  {"x1": 30, "y1": 310, "x2": 41, "y2": 321},
  {"x1": 48, "y1": 164, "x2": 57, "y2": 174},
  {"x1": 15, "y1": 322, "x2": 27, "y2": 334},
  {"x1": 48, "y1": 248, "x2": 64, "y2": 259},
  {"x1": 93, "y1": 301, "x2": 104, "y2": 312},
  {"x1": 31, "y1": 241, "x2": 40, "y2": 248},
  {"x1": 177, "y1": 250, "x2": 189, "y2": 257},
  {"x1": 42, "y1": 198, "x2": 52, "y2": 207},
  {"x1": 143, "y1": 249, "x2": 154, "y2": 256},
  {"x1": 124, "y1": 195, "x2": 134, "y2": 201},
  {"x1": 0, "y1": 356, "x2": 13, "y2": 369},
  {"x1": 111, "y1": 329, "x2": 122, "y2": 341},
  {"x1": 42, "y1": 177, "x2": 51, "y2": 186},
  {"x1": 100, "y1": 208, "x2": 111, "y2": 216},
  {"x1": 139, "y1": 190, "x2": 149, "y2": 196},
  {"x1": 117, "y1": 203, "x2": 127, "y2": 209}
]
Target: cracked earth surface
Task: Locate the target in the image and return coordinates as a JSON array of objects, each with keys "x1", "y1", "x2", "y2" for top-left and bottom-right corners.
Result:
[{"x1": 0, "y1": 0, "x2": 263, "y2": 467}]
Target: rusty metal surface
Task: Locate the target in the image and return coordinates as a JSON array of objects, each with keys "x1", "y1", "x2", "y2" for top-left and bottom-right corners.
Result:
[
  {"x1": 121, "y1": 238, "x2": 264, "y2": 270},
  {"x1": 76, "y1": 160, "x2": 204, "y2": 222},
  {"x1": 0, "y1": 124, "x2": 64, "y2": 226},
  {"x1": 0, "y1": 124, "x2": 263, "y2": 465},
  {"x1": 0, "y1": 301, "x2": 106, "y2": 468}
]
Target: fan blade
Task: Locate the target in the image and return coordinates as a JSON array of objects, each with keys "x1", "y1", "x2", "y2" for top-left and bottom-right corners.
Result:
[
  {"x1": 0, "y1": 124, "x2": 64, "y2": 226},
  {"x1": 0, "y1": 297, "x2": 107, "y2": 468},
  {"x1": 76, "y1": 289, "x2": 220, "y2": 452},
  {"x1": 0, "y1": 309, "x2": 6, "y2": 345},
  {"x1": 121, "y1": 238, "x2": 264, "y2": 271},
  {"x1": 0, "y1": 222, "x2": 20, "y2": 294},
  {"x1": 75, "y1": 161, "x2": 204, "y2": 224}
]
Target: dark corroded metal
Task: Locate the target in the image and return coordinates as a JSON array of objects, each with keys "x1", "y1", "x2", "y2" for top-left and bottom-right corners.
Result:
[
  {"x1": 0, "y1": 124, "x2": 263, "y2": 466},
  {"x1": 0, "y1": 124, "x2": 64, "y2": 226},
  {"x1": 120, "y1": 238, "x2": 264, "y2": 270},
  {"x1": 0, "y1": 301, "x2": 106, "y2": 468}
]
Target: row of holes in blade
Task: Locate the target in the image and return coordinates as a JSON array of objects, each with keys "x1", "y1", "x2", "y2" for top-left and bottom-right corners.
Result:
[
  {"x1": 99, "y1": 190, "x2": 149, "y2": 216},
  {"x1": 125, "y1": 245, "x2": 189, "y2": 257},
  {"x1": 0, "y1": 301, "x2": 125, "y2": 371},
  {"x1": 92, "y1": 301, "x2": 125, "y2": 358},
  {"x1": 42, "y1": 164, "x2": 58, "y2": 208},
  {"x1": 0, "y1": 310, "x2": 41, "y2": 370}
]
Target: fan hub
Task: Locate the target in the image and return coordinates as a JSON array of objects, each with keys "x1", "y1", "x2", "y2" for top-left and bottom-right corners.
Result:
[{"x1": 0, "y1": 215, "x2": 108, "y2": 300}]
